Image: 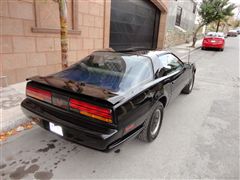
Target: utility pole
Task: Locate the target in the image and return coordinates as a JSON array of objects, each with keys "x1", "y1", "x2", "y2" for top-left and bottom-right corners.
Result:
[{"x1": 58, "y1": 0, "x2": 68, "y2": 69}]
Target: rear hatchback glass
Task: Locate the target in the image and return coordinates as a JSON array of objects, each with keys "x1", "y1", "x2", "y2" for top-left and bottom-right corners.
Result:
[
  {"x1": 54, "y1": 52, "x2": 153, "y2": 93},
  {"x1": 206, "y1": 32, "x2": 224, "y2": 38},
  {"x1": 206, "y1": 32, "x2": 216, "y2": 37}
]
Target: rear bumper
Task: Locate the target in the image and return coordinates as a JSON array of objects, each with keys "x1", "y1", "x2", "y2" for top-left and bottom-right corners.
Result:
[
  {"x1": 227, "y1": 34, "x2": 238, "y2": 36},
  {"x1": 202, "y1": 42, "x2": 224, "y2": 49},
  {"x1": 21, "y1": 98, "x2": 142, "y2": 151}
]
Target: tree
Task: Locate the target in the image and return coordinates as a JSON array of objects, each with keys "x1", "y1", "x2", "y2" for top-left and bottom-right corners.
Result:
[
  {"x1": 230, "y1": 18, "x2": 240, "y2": 28},
  {"x1": 215, "y1": 0, "x2": 236, "y2": 32},
  {"x1": 209, "y1": 16, "x2": 230, "y2": 32},
  {"x1": 191, "y1": 0, "x2": 235, "y2": 47}
]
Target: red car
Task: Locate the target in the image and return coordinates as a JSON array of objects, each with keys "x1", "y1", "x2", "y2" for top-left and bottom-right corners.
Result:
[{"x1": 202, "y1": 32, "x2": 225, "y2": 51}]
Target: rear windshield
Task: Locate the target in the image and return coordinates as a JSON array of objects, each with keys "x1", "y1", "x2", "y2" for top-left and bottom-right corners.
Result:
[
  {"x1": 54, "y1": 52, "x2": 153, "y2": 93},
  {"x1": 206, "y1": 32, "x2": 224, "y2": 37}
]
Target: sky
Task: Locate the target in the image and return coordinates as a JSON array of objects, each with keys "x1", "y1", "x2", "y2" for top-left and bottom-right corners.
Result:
[
  {"x1": 230, "y1": 0, "x2": 240, "y2": 19},
  {"x1": 230, "y1": 0, "x2": 240, "y2": 5}
]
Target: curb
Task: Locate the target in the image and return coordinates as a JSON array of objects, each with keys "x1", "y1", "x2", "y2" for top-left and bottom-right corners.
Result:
[
  {"x1": 1, "y1": 102, "x2": 30, "y2": 133},
  {"x1": 180, "y1": 46, "x2": 201, "y2": 59},
  {"x1": 1, "y1": 116, "x2": 31, "y2": 133}
]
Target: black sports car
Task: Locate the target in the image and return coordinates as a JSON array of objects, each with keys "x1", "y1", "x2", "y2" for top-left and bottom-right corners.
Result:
[{"x1": 21, "y1": 50, "x2": 196, "y2": 151}]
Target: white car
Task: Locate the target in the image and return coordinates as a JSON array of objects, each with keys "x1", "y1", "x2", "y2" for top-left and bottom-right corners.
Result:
[{"x1": 227, "y1": 30, "x2": 238, "y2": 37}]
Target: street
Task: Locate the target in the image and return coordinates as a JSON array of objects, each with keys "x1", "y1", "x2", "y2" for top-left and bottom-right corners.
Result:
[{"x1": 1, "y1": 37, "x2": 239, "y2": 179}]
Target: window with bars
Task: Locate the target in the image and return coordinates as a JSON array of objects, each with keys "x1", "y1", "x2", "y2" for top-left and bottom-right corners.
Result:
[
  {"x1": 175, "y1": 6, "x2": 182, "y2": 27},
  {"x1": 193, "y1": 4, "x2": 197, "y2": 14}
]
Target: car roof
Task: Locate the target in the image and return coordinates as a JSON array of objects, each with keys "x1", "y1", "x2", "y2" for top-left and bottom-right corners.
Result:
[
  {"x1": 207, "y1": 31, "x2": 216, "y2": 34},
  {"x1": 206, "y1": 32, "x2": 224, "y2": 35},
  {"x1": 123, "y1": 50, "x2": 173, "y2": 73},
  {"x1": 205, "y1": 32, "x2": 225, "y2": 38},
  {"x1": 94, "y1": 49, "x2": 170, "y2": 57},
  {"x1": 93, "y1": 49, "x2": 172, "y2": 74}
]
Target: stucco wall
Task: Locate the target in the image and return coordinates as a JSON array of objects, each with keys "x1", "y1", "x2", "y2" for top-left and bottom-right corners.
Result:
[{"x1": 165, "y1": 0, "x2": 196, "y2": 47}]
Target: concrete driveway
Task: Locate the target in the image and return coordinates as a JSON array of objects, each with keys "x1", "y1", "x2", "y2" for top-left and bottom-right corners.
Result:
[{"x1": 0, "y1": 37, "x2": 239, "y2": 179}]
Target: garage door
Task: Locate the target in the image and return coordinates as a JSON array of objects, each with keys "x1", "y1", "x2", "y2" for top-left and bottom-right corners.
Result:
[{"x1": 110, "y1": 0, "x2": 160, "y2": 51}]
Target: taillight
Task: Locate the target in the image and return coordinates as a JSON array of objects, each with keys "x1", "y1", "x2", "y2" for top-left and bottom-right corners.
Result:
[
  {"x1": 203, "y1": 38, "x2": 209, "y2": 42},
  {"x1": 69, "y1": 98, "x2": 112, "y2": 123},
  {"x1": 26, "y1": 86, "x2": 52, "y2": 103}
]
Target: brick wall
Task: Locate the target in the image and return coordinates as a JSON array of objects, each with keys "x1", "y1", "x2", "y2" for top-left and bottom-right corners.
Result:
[
  {"x1": 1, "y1": 0, "x2": 168, "y2": 85},
  {"x1": 0, "y1": 0, "x2": 106, "y2": 85}
]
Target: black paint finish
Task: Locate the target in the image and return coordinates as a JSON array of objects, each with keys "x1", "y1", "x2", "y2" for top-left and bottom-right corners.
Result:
[{"x1": 21, "y1": 50, "x2": 196, "y2": 151}]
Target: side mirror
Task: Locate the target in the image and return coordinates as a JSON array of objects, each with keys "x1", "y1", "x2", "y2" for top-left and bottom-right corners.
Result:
[
  {"x1": 155, "y1": 67, "x2": 171, "y2": 78},
  {"x1": 183, "y1": 63, "x2": 191, "y2": 69}
]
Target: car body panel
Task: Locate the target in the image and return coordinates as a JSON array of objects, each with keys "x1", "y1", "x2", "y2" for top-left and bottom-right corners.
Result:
[
  {"x1": 202, "y1": 32, "x2": 225, "y2": 50},
  {"x1": 236, "y1": 29, "x2": 240, "y2": 34},
  {"x1": 21, "y1": 50, "x2": 196, "y2": 151},
  {"x1": 227, "y1": 30, "x2": 238, "y2": 37},
  {"x1": 27, "y1": 76, "x2": 124, "y2": 105},
  {"x1": 21, "y1": 99, "x2": 124, "y2": 150},
  {"x1": 202, "y1": 40, "x2": 225, "y2": 49}
]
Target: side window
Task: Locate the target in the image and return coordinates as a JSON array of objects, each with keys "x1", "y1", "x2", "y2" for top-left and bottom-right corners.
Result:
[
  {"x1": 175, "y1": 6, "x2": 182, "y2": 26},
  {"x1": 167, "y1": 54, "x2": 183, "y2": 72},
  {"x1": 157, "y1": 54, "x2": 183, "y2": 77}
]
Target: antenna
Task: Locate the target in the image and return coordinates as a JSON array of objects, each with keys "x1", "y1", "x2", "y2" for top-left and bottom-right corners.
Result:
[{"x1": 187, "y1": 47, "x2": 191, "y2": 64}]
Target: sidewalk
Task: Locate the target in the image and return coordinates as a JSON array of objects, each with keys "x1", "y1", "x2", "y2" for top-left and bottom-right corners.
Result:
[
  {"x1": 0, "y1": 39, "x2": 203, "y2": 133},
  {"x1": 1, "y1": 81, "x2": 29, "y2": 132},
  {"x1": 165, "y1": 39, "x2": 203, "y2": 59}
]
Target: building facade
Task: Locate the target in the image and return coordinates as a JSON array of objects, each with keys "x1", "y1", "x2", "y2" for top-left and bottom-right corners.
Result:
[
  {"x1": 0, "y1": 0, "x2": 168, "y2": 85},
  {"x1": 165, "y1": 0, "x2": 197, "y2": 47}
]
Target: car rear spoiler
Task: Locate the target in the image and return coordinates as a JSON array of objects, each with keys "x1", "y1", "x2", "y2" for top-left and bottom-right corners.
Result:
[{"x1": 27, "y1": 76, "x2": 124, "y2": 105}]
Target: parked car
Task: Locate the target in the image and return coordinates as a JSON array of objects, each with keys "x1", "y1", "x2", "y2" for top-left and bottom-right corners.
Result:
[
  {"x1": 202, "y1": 32, "x2": 225, "y2": 51},
  {"x1": 236, "y1": 28, "x2": 240, "y2": 34},
  {"x1": 227, "y1": 30, "x2": 238, "y2": 37},
  {"x1": 21, "y1": 50, "x2": 196, "y2": 151}
]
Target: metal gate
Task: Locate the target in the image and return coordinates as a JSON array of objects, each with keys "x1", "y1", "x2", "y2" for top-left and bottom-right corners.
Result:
[{"x1": 110, "y1": 0, "x2": 160, "y2": 51}]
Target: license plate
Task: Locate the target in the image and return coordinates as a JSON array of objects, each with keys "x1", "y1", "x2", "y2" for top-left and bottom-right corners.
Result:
[
  {"x1": 49, "y1": 122, "x2": 63, "y2": 136},
  {"x1": 211, "y1": 40, "x2": 216, "y2": 43}
]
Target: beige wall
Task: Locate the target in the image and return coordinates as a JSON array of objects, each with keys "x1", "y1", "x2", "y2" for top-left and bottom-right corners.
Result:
[
  {"x1": 153, "y1": 0, "x2": 168, "y2": 49},
  {"x1": 0, "y1": 0, "x2": 167, "y2": 85},
  {"x1": 0, "y1": 0, "x2": 105, "y2": 85}
]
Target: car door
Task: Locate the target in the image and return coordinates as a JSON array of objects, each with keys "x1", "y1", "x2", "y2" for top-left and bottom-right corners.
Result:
[
  {"x1": 157, "y1": 53, "x2": 187, "y2": 102},
  {"x1": 167, "y1": 54, "x2": 189, "y2": 101}
]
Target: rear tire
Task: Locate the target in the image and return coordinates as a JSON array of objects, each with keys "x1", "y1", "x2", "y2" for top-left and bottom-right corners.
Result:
[
  {"x1": 182, "y1": 72, "x2": 195, "y2": 94},
  {"x1": 201, "y1": 47, "x2": 205, "y2": 50},
  {"x1": 138, "y1": 102, "x2": 164, "y2": 142}
]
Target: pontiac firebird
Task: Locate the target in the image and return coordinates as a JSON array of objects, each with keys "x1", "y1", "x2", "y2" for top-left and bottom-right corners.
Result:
[{"x1": 21, "y1": 50, "x2": 196, "y2": 151}]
